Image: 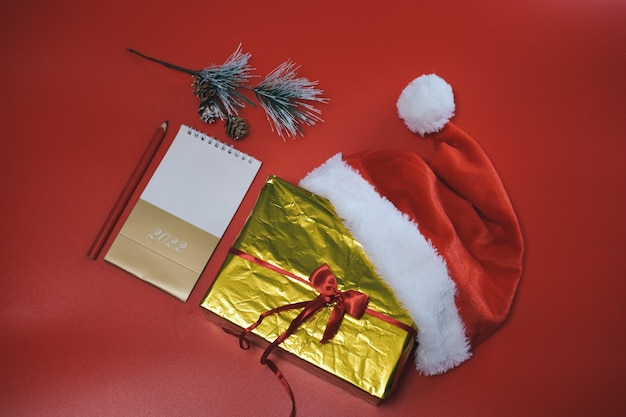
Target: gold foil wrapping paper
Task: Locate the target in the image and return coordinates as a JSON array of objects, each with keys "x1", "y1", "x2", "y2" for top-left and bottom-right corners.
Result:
[{"x1": 201, "y1": 176, "x2": 415, "y2": 401}]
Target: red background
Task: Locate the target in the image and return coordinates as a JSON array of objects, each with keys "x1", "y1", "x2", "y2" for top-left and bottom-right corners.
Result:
[{"x1": 2, "y1": 1, "x2": 625, "y2": 416}]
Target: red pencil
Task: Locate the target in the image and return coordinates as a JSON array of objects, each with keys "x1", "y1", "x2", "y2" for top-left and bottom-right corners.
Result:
[{"x1": 87, "y1": 121, "x2": 169, "y2": 259}]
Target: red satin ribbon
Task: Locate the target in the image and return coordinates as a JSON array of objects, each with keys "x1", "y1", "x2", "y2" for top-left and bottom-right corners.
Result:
[
  {"x1": 237, "y1": 262, "x2": 368, "y2": 417},
  {"x1": 231, "y1": 248, "x2": 416, "y2": 337},
  {"x1": 230, "y1": 247, "x2": 416, "y2": 417},
  {"x1": 239, "y1": 263, "x2": 369, "y2": 351}
]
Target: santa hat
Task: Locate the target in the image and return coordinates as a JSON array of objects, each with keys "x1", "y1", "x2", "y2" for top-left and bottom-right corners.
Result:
[{"x1": 300, "y1": 74, "x2": 524, "y2": 376}]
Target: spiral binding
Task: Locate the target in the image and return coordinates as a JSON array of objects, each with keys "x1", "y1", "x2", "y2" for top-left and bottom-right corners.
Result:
[{"x1": 185, "y1": 125, "x2": 258, "y2": 164}]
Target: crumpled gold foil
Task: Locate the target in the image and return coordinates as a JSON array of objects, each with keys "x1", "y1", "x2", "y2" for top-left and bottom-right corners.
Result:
[{"x1": 201, "y1": 176, "x2": 415, "y2": 400}]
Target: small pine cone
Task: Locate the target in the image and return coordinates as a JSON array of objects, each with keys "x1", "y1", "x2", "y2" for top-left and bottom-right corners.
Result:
[
  {"x1": 225, "y1": 115, "x2": 249, "y2": 140},
  {"x1": 192, "y1": 76, "x2": 217, "y2": 101},
  {"x1": 198, "y1": 100, "x2": 221, "y2": 123}
]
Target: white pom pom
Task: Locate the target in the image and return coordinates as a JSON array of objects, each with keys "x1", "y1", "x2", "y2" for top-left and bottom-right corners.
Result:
[{"x1": 397, "y1": 74, "x2": 455, "y2": 136}]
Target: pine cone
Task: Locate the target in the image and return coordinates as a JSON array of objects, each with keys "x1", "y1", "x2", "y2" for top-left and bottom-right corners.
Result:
[
  {"x1": 198, "y1": 100, "x2": 221, "y2": 123},
  {"x1": 225, "y1": 115, "x2": 249, "y2": 140},
  {"x1": 192, "y1": 76, "x2": 217, "y2": 101}
]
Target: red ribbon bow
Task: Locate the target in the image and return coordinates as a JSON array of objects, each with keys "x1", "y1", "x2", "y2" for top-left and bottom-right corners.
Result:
[
  {"x1": 239, "y1": 263, "x2": 370, "y2": 358},
  {"x1": 309, "y1": 263, "x2": 370, "y2": 342}
]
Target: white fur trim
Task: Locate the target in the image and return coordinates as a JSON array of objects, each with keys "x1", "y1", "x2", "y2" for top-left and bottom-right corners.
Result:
[
  {"x1": 300, "y1": 154, "x2": 471, "y2": 375},
  {"x1": 397, "y1": 74, "x2": 455, "y2": 136}
]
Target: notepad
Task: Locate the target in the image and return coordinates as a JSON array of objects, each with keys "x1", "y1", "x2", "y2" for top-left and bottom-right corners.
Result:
[{"x1": 105, "y1": 124, "x2": 262, "y2": 301}]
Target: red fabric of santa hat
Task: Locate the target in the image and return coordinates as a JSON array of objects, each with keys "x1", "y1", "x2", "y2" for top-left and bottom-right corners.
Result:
[{"x1": 300, "y1": 74, "x2": 524, "y2": 375}]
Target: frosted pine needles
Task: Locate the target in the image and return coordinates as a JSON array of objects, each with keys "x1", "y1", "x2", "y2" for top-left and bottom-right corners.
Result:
[{"x1": 127, "y1": 45, "x2": 327, "y2": 140}]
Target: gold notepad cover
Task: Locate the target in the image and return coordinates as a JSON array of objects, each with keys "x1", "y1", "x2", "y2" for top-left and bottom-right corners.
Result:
[{"x1": 105, "y1": 124, "x2": 261, "y2": 301}]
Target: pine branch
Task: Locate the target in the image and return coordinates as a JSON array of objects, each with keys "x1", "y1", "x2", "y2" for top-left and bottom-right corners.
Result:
[
  {"x1": 126, "y1": 45, "x2": 328, "y2": 139},
  {"x1": 195, "y1": 45, "x2": 255, "y2": 117},
  {"x1": 254, "y1": 60, "x2": 328, "y2": 139},
  {"x1": 127, "y1": 45, "x2": 254, "y2": 120}
]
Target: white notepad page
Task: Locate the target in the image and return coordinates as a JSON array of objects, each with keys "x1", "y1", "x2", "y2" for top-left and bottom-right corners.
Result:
[{"x1": 142, "y1": 124, "x2": 262, "y2": 237}]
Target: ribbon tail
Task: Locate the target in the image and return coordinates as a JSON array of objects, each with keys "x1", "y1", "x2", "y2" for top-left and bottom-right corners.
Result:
[
  {"x1": 260, "y1": 295, "x2": 330, "y2": 364},
  {"x1": 320, "y1": 303, "x2": 345, "y2": 343},
  {"x1": 264, "y1": 358, "x2": 296, "y2": 417},
  {"x1": 239, "y1": 300, "x2": 311, "y2": 350}
]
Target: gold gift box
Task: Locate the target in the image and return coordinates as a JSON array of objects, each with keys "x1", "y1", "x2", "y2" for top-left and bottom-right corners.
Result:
[{"x1": 200, "y1": 176, "x2": 416, "y2": 403}]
